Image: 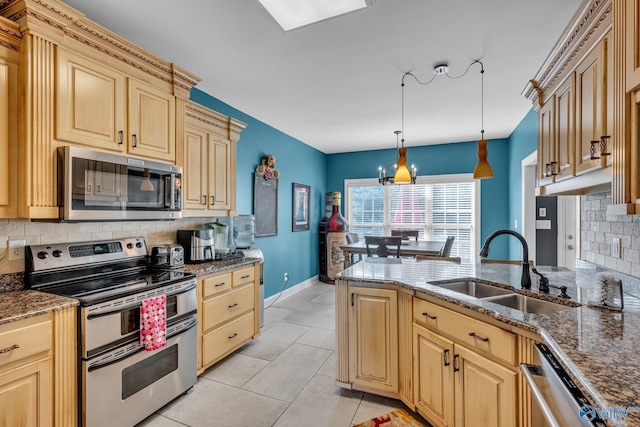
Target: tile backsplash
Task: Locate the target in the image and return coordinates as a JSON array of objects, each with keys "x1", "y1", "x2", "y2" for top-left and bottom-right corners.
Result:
[
  {"x1": 0, "y1": 217, "x2": 213, "y2": 274},
  {"x1": 581, "y1": 191, "x2": 640, "y2": 278}
]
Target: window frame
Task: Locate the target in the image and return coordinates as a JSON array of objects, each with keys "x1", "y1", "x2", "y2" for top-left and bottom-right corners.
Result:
[{"x1": 343, "y1": 173, "x2": 481, "y2": 262}]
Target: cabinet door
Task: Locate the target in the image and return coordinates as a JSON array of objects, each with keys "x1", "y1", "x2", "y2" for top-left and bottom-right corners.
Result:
[
  {"x1": 555, "y1": 77, "x2": 575, "y2": 180},
  {"x1": 349, "y1": 286, "x2": 398, "y2": 394},
  {"x1": 127, "y1": 78, "x2": 176, "y2": 162},
  {"x1": 413, "y1": 324, "x2": 454, "y2": 427},
  {"x1": 575, "y1": 37, "x2": 609, "y2": 175},
  {"x1": 538, "y1": 98, "x2": 555, "y2": 184},
  {"x1": 183, "y1": 126, "x2": 208, "y2": 211},
  {"x1": 626, "y1": 0, "x2": 640, "y2": 91},
  {"x1": 57, "y1": 49, "x2": 126, "y2": 151},
  {"x1": 0, "y1": 56, "x2": 16, "y2": 217},
  {"x1": 0, "y1": 359, "x2": 52, "y2": 427},
  {"x1": 454, "y1": 345, "x2": 517, "y2": 427},
  {"x1": 208, "y1": 136, "x2": 230, "y2": 210}
]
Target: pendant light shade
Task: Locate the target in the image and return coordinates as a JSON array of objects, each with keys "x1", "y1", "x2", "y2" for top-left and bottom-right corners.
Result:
[
  {"x1": 394, "y1": 147, "x2": 412, "y2": 184},
  {"x1": 473, "y1": 139, "x2": 494, "y2": 179}
]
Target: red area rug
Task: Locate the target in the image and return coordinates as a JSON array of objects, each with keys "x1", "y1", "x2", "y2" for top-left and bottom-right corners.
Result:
[{"x1": 353, "y1": 408, "x2": 425, "y2": 427}]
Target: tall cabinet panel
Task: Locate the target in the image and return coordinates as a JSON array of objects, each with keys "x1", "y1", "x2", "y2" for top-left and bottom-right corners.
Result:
[{"x1": 0, "y1": 17, "x2": 18, "y2": 218}]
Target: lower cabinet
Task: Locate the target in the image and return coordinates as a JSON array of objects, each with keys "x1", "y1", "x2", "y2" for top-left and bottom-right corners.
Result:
[
  {"x1": 197, "y1": 264, "x2": 260, "y2": 374},
  {"x1": 348, "y1": 286, "x2": 399, "y2": 395},
  {"x1": 413, "y1": 298, "x2": 517, "y2": 427},
  {"x1": 0, "y1": 307, "x2": 76, "y2": 427}
]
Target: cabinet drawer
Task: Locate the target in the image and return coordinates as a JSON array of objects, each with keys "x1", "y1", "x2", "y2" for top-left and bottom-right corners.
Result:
[
  {"x1": 413, "y1": 298, "x2": 516, "y2": 366},
  {"x1": 232, "y1": 266, "x2": 255, "y2": 288},
  {"x1": 0, "y1": 316, "x2": 52, "y2": 371},
  {"x1": 202, "y1": 311, "x2": 254, "y2": 366},
  {"x1": 202, "y1": 272, "x2": 232, "y2": 298},
  {"x1": 203, "y1": 285, "x2": 254, "y2": 331}
]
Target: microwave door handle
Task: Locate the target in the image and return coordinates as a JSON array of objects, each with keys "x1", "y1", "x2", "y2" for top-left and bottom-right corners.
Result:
[{"x1": 169, "y1": 174, "x2": 176, "y2": 209}]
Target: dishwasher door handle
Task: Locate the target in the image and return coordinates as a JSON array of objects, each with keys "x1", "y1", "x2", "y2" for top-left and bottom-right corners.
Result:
[{"x1": 521, "y1": 363, "x2": 563, "y2": 427}]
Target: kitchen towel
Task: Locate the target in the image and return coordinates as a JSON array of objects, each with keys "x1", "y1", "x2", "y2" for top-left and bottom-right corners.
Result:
[{"x1": 140, "y1": 295, "x2": 167, "y2": 351}]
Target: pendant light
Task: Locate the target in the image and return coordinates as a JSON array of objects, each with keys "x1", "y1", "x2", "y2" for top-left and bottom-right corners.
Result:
[
  {"x1": 473, "y1": 61, "x2": 494, "y2": 179},
  {"x1": 394, "y1": 73, "x2": 415, "y2": 184}
]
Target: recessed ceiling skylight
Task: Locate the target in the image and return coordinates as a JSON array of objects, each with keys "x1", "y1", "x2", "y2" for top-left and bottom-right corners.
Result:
[{"x1": 258, "y1": 0, "x2": 370, "y2": 31}]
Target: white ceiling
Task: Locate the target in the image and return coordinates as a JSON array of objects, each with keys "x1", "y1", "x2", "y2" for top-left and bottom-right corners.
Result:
[{"x1": 61, "y1": 0, "x2": 583, "y2": 154}]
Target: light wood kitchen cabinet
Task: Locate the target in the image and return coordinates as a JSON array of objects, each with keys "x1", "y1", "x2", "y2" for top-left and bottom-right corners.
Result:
[
  {"x1": 348, "y1": 286, "x2": 399, "y2": 395},
  {"x1": 523, "y1": 0, "x2": 613, "y2": 197},
  {"x1": 2, "y1": 0, "x2": 200, "y2": 218},
  {"x1": 182, "y1": 101, "x2": 245, "y2": 217},
  {"x1": 0, "y1": 16, "x2": 18, "y2": 218},
  {"x1": 197, "y1": 263, "x2": 260, "y2": 374},
  {"x1": 0, "y1": 307, "x2": 77, "y2": 427},
  {"x1": 625, "y1": 0, "x2": 640, "y2": 91},
  {"x1": 412, "y1": 297, "x2": 517, "y2": 427}
]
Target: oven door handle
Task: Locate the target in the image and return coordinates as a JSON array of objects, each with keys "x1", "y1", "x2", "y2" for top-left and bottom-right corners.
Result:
[
  {"x1": 87, "y1": 319, "x2": 197, "y2": 373},
  {"x1": 86, "y1": 283, "x2": 196, "y2": 320}
]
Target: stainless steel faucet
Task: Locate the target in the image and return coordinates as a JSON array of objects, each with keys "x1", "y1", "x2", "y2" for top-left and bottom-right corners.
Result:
[{"x1": 479, "y1": 229, "x2": 531, "y2": 289}]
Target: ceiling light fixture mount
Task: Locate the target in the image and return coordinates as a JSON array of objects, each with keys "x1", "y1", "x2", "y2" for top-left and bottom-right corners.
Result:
[{"x1": 433, "y1": 64, "x2": 449, "y2": 75}]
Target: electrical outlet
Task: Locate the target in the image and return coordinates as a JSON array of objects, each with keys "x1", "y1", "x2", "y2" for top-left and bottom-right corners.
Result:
[
  {"x1": 612, "y1": 238, "x2": 621, "y2": 259},
  {"x1": 283, "y1": 272, "x2": 289, "y2": 282},
  {"x1": 8, "y1": 240, "x2": 26, "y2": 261}
]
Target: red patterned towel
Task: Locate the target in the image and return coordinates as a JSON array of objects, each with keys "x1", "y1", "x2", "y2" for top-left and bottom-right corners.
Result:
[{"x1": 140, "y1": 295, "x2": 167, "y2": 351}]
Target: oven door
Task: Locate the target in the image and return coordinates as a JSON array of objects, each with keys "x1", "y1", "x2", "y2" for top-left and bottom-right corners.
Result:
[
  {"x1": 82, "y1": 315, "x2": 197, "y2": 427},
  {"x1": 81, "y1": 281, "x2": 196, "y2": 358},
  {"x1": 60, "y1": 145, "x2": 182, "y2": 221}
]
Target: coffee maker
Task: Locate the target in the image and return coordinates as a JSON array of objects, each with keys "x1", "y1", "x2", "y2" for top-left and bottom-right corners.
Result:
[{"x1": 177, "y1": 229, "x2": 215, "y2": 263}]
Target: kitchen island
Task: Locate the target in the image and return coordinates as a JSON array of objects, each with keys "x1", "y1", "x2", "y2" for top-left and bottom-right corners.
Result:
[{"x1": 336, "y1": 258, "x2": 640, "y2": 427}]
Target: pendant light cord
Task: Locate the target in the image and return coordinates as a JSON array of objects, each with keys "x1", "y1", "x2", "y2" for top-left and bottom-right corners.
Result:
[{"x1": 480, "y1": 61, "x2": 484, "y2": 139}]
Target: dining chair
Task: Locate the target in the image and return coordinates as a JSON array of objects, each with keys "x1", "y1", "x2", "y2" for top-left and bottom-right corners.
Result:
[
  {"x1": 416, "y1": 255, "x2": 461, "y2": 263},
  {"x1": 391, "y1": 230, "x2": 420, "y2": 241},
  {"x1": 438, "y1": 236, "x2": 455, "y2": 257},
  {"x1": 345, "y1": 233, "x2": 362, "y2": 263},
  {"x1": 364, "y1": 236, "x2": 402, "y2": 258}
]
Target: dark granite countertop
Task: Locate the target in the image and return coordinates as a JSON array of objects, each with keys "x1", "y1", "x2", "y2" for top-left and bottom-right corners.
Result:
[
  {"x1": 0, "y1": 290, "x2": 78, "y2": 326},
  {"x1": 180, "y1": 257, "x2": 261, "y2": 276},
  {"x1": 338, "y1": 258, "x2": 640, "y2": 426}
]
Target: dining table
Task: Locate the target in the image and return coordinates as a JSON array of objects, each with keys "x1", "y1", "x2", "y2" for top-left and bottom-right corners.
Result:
[{"x1": 340, "y1": 239, "x2": 445, "y2": 268}]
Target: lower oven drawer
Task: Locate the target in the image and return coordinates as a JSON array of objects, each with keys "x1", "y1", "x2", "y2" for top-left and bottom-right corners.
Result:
[
  {"x1": 82, "y1": 317, "x2": 197, "y2": 427},
  {"x1": 203, "y1": 311, "x2": 254, "y2": 366}
]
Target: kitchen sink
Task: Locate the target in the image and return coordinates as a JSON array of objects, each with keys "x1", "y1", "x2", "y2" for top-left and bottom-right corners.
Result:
[
  {"x1": 431, "y1": 280, "x2": 515, "y2": 299},
  {"x1": 487, "y1": 294, "x2": 574, "y2": 314}
]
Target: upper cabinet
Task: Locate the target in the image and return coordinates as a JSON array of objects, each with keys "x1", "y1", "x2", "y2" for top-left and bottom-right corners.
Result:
[
  {"x1": 0, "y1": 0, "x2": 201, "y2": 219},
  {"x1": 180, "y1": 101, "x2": 246, "y2": 217},
  {"x1": 523, "y1": 0, "x2": 613, "y2": 196},
  {"x1": 0, "y1": 17, "x2": 19, "y2": 218}
]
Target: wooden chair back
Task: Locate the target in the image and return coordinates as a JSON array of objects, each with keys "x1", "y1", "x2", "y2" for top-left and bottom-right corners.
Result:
[
  {"x1": 346, "y1": 233, "x2": 360, "y2": 244},
  {"x1": 364, "y1": 236, "x2": 402, "y2": 258},
  {"x1": 391, "y1": 230, "x2": 420, "y2": 241},
  {"x1": 416, "y1": 255, "x2": 461, "y2": 263},
  {"x1": 439, "y1": 236, "x2": 455, "y2": 257}
]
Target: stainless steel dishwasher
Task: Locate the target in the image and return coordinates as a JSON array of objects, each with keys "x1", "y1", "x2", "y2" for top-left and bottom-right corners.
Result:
[{"x1": 521, "y1": 343, "x2": 606, "y2": 427}]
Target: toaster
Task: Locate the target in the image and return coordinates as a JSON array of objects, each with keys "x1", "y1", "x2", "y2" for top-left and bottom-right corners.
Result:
[{"x1": 150, "y1": 244, "x2": 184, "y2": 268}]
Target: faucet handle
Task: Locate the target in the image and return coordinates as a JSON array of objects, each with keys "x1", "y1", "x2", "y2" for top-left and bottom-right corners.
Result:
[{"x1": 531, "y1": 268, "x2": 550, "y2": 293}]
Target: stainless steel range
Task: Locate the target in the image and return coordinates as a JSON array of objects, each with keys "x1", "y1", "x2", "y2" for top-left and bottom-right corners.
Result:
[{"x1": 25, "y1": 237, "x2": 198, "y2": 427}]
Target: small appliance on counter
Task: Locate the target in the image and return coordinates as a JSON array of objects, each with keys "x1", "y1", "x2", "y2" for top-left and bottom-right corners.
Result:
[
  {"x1": 206, "y1": 222, "x2": 230, "y2": 254},
  {"x1": 177, "y1": 229, "x2": 215, "y2": 264},
  {"x1": 149, "y1": 244, "x2": 184, "y2": 268}
]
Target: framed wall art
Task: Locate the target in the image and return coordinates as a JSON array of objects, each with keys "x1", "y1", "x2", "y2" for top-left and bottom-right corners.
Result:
[{"x1": 292, "y1": 183, "x2": 310, "y2": 232}]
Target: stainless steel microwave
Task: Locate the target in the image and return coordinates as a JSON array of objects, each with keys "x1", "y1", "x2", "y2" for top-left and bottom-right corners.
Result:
[{"x1": 58, "y1": 146, "x2": 182, "y2": 221}]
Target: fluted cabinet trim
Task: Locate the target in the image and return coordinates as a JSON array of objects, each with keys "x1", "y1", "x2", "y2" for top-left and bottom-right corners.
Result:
[{"x1": 53, "y1": 307, "x2": 77, "y2": 427}]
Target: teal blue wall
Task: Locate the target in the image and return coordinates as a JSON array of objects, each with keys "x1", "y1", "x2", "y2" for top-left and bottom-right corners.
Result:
[
  {"x1": 190, "y1": 89, "x2": 327, "y2": 298},
  {"x1": 326, "y1": 139, "x2": 512, "y2": 258},
  {"x1": 507, "y1": 110, "x2": 538, "y2": 258},
  {"x1": 191, "y1": 86, "x2": 538, "y2": 295}
]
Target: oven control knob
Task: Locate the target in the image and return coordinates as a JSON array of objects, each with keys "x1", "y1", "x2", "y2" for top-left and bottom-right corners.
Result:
[
  {"x1": 127, "y1": 243, "x2": 134, "y2": 249},
  {"x1": 52, "y1": 250, "x2": 63, "y2": 258},
  {"x1": 37, "y1": 251, "x2": 48, "y2": 259},
  {"x1": 135, "y1": 242, "x2": 143, "y2": 249}
]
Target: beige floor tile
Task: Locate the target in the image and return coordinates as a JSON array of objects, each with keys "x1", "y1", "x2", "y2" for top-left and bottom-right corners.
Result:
[
  {"x1": 158, "y1": 378, "x2": 288, "y2": 427},
  {"x1": 201, "y1": 352, "x2": 269, "y2": 387},
  {"x1": 317, "y1": 351, "x2": 336, "y2": 378},
  {"x1": 263, "y1": 306, "x2": 295, "y2": 330},
  {"x1": 296, "y1": 327, "x2": 336, "y2": 350},
  {"x1": 135, "y1": 414, "x2": 185, "y2": 427},
  {"x1": 310, "y1": 289, "x2": 336, "y2": 305},
  {"x1": 283, "y1": 309, "x2": 336, "y2": 330},
  {"x1": 240, "y1": 321, "x2": 310, "y2": 361},
  {"x1": 273, "y1": 374, "x2": 364, "y2": 427},
  {"x1": 243, "y1": 343, "x2": 332, "y2": 402},
  {"x1": 272, "y1": 298, "x2": 333, "y2": 314}
]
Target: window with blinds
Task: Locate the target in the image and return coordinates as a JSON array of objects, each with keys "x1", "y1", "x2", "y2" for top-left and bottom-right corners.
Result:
[{"x1": 345, "y1": 174, "x2": 479, "y2": 263}]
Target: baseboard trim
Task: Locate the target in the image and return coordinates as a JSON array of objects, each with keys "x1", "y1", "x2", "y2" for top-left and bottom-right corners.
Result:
[{"x1": 264, "y1": 275, "x2": 319, "y2": 306}]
